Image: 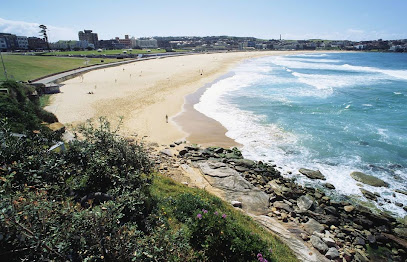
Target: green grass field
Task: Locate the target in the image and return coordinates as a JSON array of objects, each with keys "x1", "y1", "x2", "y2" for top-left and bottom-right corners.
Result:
[
  {"x1": 0, "y1": 54, "x2": 119, "y2": 81},
  {"x1": 42, "y1": 48, "x2": 166, "y2": 56}
]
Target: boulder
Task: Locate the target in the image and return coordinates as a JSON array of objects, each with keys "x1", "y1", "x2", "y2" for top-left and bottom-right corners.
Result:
[
  {"x1": 360, "y1": 188, "x2": 378, "y2": 201},
  {"x1": 234, "y1": 159, "x2": 256, "y2": 168},
  {"x1": 323, "y1": 183, "x2": 335, "y2": 189},
  {"x1": 310, "y1": 235, "x2": 329, "y2": 253},
  {"x1": 325, "y1": 247, "x2": 340, "y2": 260},
  {"x1": 297, "y1": 195, "x2": 314, "y2": 211},
  {"x1": 178, "y1": 149, "x2": 188, "y2": 156},
  {"x1": 344, "y1": 205, "x2": 355, "y2": 212},
  {"x1": 299, "y1": 168, "x2": 326, "y2": 180},
  {"x1": 303, "y1": 218, "x2": 325, "y2": 234},
  {"x1": 273, "y1": 201, "x2": 293, "y2": 213},
  {"x1": 160, "y1": 149, "x2": 173, "y2": 157},
  {"x1": 350, "y1": 171, "x2": 388, "y2": 187},
  {"x1": 322, "y1": 237, "x2": 336, "y2": 247}
]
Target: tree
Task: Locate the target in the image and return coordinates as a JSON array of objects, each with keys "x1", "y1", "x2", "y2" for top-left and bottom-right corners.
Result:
[{"x1": 39, "y1": 24, "x2": 50, "y2": 51}]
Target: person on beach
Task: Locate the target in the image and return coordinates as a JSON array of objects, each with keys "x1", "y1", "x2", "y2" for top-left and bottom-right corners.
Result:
[{"x1": 165, "y1": 114, "x2": 168, "y2": 123}]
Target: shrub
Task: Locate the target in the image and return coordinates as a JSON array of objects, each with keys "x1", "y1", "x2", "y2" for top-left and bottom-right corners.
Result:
[{"x1": 189, "y1": 210, "x2": 273, "y2": 262}]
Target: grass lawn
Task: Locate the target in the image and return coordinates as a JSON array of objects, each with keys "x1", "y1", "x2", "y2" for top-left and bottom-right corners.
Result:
[
  {"x1": 151, "y1": 174, "x2": 299, "y2": 262},
  {"x1": 42, "y1": 48, "x2": 166, "y2": 56},
  {"x1": 0, "y1": 54, "x2": 119, "y2": 81}
]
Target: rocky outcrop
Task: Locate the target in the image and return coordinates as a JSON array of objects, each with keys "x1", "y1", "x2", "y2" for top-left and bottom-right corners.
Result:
[
  {"x1": 166, "y1": 144, "x2": 407, "y2": 262},
  {"x1": 350, "y1": 171, "x2": 389, "y2": 187},
  {"x1": 299, "y1": 168, "x2": 326, "y2": 180}
]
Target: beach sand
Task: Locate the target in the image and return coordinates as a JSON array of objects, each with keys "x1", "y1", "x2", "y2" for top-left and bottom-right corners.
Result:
[{"x1": 46, "y1": 51, "x2": 314, "y2": 146}]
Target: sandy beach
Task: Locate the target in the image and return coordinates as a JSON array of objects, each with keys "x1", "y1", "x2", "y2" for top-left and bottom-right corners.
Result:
[{"x1": 46, "y1": 51, "x2": 316, "y2": 146}]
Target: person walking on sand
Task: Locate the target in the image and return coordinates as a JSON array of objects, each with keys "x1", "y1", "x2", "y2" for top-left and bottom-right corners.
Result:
[{"x1": 165, "y1": 114, "x2": 168, "y2": 123}]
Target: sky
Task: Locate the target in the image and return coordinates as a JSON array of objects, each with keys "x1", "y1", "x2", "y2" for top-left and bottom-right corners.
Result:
[{"x1": 1, "y1": 0, "x2": 406, "y2": 42}]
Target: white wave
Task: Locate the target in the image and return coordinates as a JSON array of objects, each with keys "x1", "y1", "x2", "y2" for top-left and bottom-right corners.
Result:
[
  {"x1": 394, "y1": 92, "x2": 402, "y2": 95},
  {"x1": 269, "y1": 56, "x2": 407, "y2": 81},
  {"x1": 342, "y1": 64, "x2": 407, "y2": 81},
  {"x1": 292, "y1": 53, "x2": 329, "y2": 57},
  {"x1": 285, "y1": 58, "x2": 340, "y2": 63}
]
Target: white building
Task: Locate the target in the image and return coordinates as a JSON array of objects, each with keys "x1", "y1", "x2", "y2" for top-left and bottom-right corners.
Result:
[
  {"x1": 131, "y1": 38, "x2": 158, "y2": 49},
  {"x1": 16, "y1": 36, "x2": 28, "y2": 49}
]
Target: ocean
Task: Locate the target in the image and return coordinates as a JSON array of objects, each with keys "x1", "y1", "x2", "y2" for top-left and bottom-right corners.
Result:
[{"x1": 195, "y1": 52, "x2": 407, "y2": 216}]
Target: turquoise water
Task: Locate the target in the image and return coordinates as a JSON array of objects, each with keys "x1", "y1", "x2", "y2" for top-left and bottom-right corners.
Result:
[{"x1": 195, "y1": 52, "x2": 407, "y2": 216}]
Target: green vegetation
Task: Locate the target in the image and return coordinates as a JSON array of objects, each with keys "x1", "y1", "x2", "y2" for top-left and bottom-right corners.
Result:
[
  {"x1": 0, "y1": 81, "x2": 297, "y2": 261},
  {"x1": 39, "y1": 94, "x2": 52, "y2": 108},
  {"x1": 42, "y1": 49, "x2": 166, "y2": 56},
  {"x1": 0, "y1": 81, "x2": 58, "y2": 133},
  {"x1": 0, "y1": 54, "x2": 119, "y2": 81}
]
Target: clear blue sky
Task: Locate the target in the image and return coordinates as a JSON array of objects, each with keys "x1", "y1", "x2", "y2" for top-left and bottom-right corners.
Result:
[{"x1": 1, "y1": 0, "x2": 406, "y2": 42}]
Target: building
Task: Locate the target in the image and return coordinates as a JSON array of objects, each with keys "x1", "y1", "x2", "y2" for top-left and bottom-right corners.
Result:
[
  {"x1": 0, "y1": 37, "x2": 7, "y2": 50},
  {"x1": 78, "y1": 30, "x2": 98, "y2": 48},
  {"x1": 113, "y1": 35, "x2": 131, "y2": 49},
  {"x1": 28, "y1": 37, "x2": 47, "y2": 50},
  {"x1": 132, "y1": 38, "x2": 158, "y2": 49},
  {"x1": 0, "y1": 33, "x2": 17, "y2": 50},
  {"x1": 16, "y1": 36, "x2": 28, "y2": 50}
]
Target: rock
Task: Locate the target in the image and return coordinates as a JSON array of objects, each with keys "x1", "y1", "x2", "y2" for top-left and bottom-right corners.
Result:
[
  {"x1": 48, "y1": 122, "x2": 65, "y2": 133},
  {"x1": 213, "y1": 147, "x2": 224, "y2": 153},
  {"x1": 367, "y1": 234, "x2": 376, "y2": 244},
  {"x1": 297, "y1": 195, "x2": 314, "y2": 211},
  {"x1": 169, "y1": 144, "x2": 175, "y2": 147},
  {"x1": 395, "y1": 189, "x2": 407, "y2": 196},
  {"x1": 303, "y1": 218, "x2": 325, "y2": 234},
  {"x1": 299, "y1": 168, "x2": 326, "y2": 180},
  {"x1": 185, "y1": 145, "x2": 199, "y2": 151},
  {"x1": 323, "y1": 183, "x2": 335, "y2": 189},
  {"x1": 234, "y1": 159, "x2": 256, "y2": 168},
  {"x1": 301, "y1": 233, "x2": 310, "y2": 241},
  {"x1": 231, "y1": 201, "x2": 242, "y2": 208},
  {"x1": 395, "y1": 202, "x2": 403, "y2": 207},
  {"x1": 225, "y1": 153, "x2": 241, "y2": 159},
  {"x1": 234, "y1": 166, "x2": 249, "y2": 172},
  {"x1": 181, "y1": 182, "x2": 189, "y2": 186},
  {"x1": 404, "y1": 206, "x2": 407, "y2": 212},
  {"x1": 208, "y1": 161, "x2": 227, "y2": 169},
  {"x1": 325, "y1": 247, "x2": 339, "y2": 260},
  {"x1": 354, "y1": 237, "x2": 366, "y2": 246},
  {"x1": 324, "y1": 206, "x2": 338, "y2": 215},
  {"x1": 322, "y1": 237, "x2": 336, "y2": 247},
  {"x1": 360, "y1": 188, "x2": 378, "y2": 201},
  {"x1": 393, "y1": 227, "x2": 407, "y2": 239},
  {"x1": 350, "y1": 171, "x2": 388, "y2": 187},
  {"x1": 344, "y1": 205, "x2": 355, "y2": 212},
  {"x1": 273, "y1": 201, "x2": 293, "y2": 212},
  {"x1": 280, "y1": 213, "x2": 288, "y2": 222},
  {"x1": 160, "y1": 149, "x2": 173, "y2": 157},
  {"x1": 310, "y1": 235, "x2": 329, "y2": 253},
  {"x1": 178, "y1": 149, "x2": 188, "y2": 156},
  {"x1": 174, "y1": 141, "x2": 183, "y2": 145}
]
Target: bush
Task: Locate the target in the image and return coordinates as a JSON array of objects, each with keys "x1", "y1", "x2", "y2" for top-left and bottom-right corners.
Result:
[
  {"x1": 0, "y1": 81, "x2": 59, "y2": 133},
  {"x1": 189, "y1": 209, "x2": 273, "y2": 262}
]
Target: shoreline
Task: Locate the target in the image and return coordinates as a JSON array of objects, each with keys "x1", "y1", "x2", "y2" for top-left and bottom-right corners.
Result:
[
  {"x1": 173, "y1": 71, "x2": 240, "y2": 148},
  {"x1": 46, "y1": 50, "x2": 324, "y2": 146}
]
